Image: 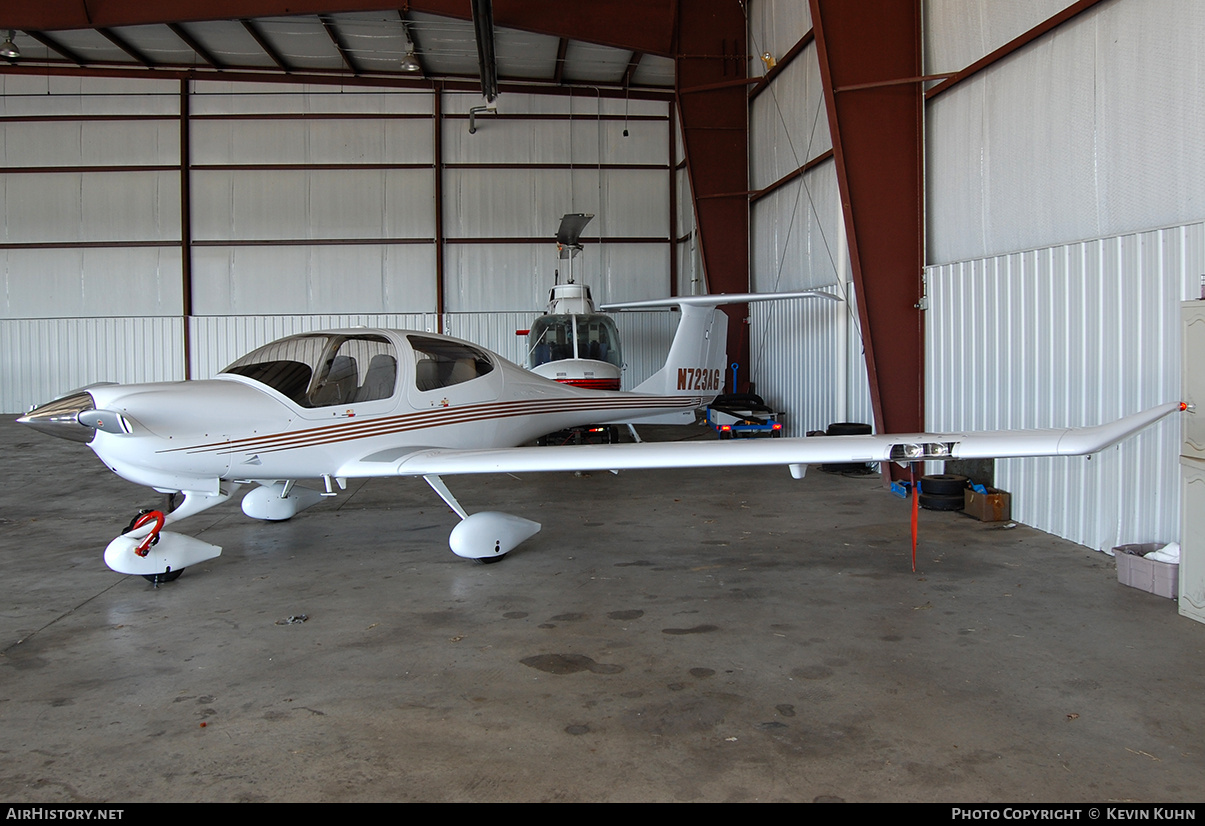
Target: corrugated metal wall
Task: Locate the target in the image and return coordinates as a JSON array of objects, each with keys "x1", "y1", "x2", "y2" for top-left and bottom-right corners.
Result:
[
  {"x1": 926, "y1": 0, "x2": 1205, "y2": 265},
  {"x1": 1, "y1": 317, "x2": 185, "y2": 412},
  {"x1": 0, "y1": 77, "x2": 677, "y2": 412},
  {"x1": 924, "y1": 0, "x2": 1205, "y2": 550},
  {"x1": 749, "y1": 289, "x2": 874, "y2": 436},
  {"x1": 926, "y1": 224, "x2": 1201, "y2": 550}
]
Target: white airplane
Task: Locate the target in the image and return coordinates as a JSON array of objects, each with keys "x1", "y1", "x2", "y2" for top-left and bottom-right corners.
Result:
[{"x1": 17, "y1": 301, "x2": 1185, "y2": 583}]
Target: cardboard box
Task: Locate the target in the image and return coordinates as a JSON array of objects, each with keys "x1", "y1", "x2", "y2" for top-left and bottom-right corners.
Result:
[
  {"x1": 1114, "y1": 543, "x2": 1179, "y2": 599},
  {"x1": 963, "y1": 487, "x2": 1011, "y2": 522}
]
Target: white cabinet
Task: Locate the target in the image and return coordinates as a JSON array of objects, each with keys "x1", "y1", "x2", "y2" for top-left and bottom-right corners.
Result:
[
  {"x1": 1181, "y1": 457, "x2": 1205, "y2": 623},
  {"x1": 1181, "y1": 303, "x2": 1205, "y2": 624}
]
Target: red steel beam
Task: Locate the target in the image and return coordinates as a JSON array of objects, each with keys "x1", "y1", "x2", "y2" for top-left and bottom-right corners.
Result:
[
  {"x1": 675, "y1": 0, "x2": 750, "y2": 392},
  {"x1": 809, "y1": 0, "x2": 924, "y2": 447}
]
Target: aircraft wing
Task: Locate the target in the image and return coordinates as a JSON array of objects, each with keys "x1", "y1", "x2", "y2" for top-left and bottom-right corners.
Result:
[{"x1": 385, "y1": 402, "x2": 1183, "y2": 477}]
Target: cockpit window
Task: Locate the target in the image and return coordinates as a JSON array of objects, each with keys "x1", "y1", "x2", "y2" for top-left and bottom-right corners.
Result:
[
  {"x1": 408, "y1": 335, "x2": 494, "y2": 391},
  {"x1": 528, "y1": 314, "x2": 622, "y2": 368},
  {"x1": 222, "y1": 334, "x2": 398, "y2": 407}
]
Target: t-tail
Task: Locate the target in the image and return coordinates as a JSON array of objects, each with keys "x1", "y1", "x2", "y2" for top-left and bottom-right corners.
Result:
[{"x1": 602, "y1": 290, "x2": 842, "y2": 398}]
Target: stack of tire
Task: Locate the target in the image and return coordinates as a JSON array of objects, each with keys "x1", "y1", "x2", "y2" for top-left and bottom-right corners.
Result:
[{"x1": 918, "y1": 474, "x2": 969, "y2": 511}]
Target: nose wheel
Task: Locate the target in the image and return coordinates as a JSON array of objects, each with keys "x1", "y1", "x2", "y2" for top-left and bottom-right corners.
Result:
[
  {"x1": 122, "y1": 509, "x2": 186, "y2": 585},
  {"x1": 142, "y1": 568, "x2": 184, "y2": 584}
]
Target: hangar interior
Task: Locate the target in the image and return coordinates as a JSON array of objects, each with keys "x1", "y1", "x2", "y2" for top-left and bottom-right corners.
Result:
[{"x1": 2, "y1": 0, "x2": 1204, "y2": 804}]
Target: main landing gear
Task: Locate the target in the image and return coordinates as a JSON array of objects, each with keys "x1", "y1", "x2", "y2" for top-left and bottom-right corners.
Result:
[{"x1": 423, "y1": 475, "x2": 541, "y2": 563}]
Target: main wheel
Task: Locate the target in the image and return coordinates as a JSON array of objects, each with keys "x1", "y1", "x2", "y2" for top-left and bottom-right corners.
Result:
[
  {"x1": 476, "y1": 554, "x2": 507, "y2": 565},
  {"x1": 143, "y1": 568, "x2": 185, "y2": 583}
]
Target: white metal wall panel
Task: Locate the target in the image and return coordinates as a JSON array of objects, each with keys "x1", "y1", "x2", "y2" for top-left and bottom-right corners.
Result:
[
  {"x1": 189, "y1": 83, "x2": 433, "y2": 116},
  {"x1": 2, "y1": 171, "x2": 180, "y2": 243},
  {"x1": 191, "y1": 117, "x2": 433, "y2": 166},
  {"x1": 189, "y1": 313, "x2": 436, "y2": 379},
  {"x1": 0, "y1": 75, "x2": 179, "y2": 115},
  {"x1": 1, "y1": 119, "x2": 179, "y2": 167},
  {"x1": 190, "y1": 168, "x2": 434, "y2": 241},
  {"x1": 444, "y1": 243, "x2": 545, "y2": 312},
  {"x1": 1, "y1": 247, "x2": 184, "y2": 318},
  {"x1": 927, "y1": 0, "x2": 1205, "y2": 264},
  {"x1": 444, "y1": 241, "x2": 668, "y2": 314},
  {"x1": 444, "y1": 113, "x2": 652, "y2": 164},
  {"x1": 444, "y1": 167, "x2": 668, "y2": 240},
  {"x1": 444, "y1": 118, "x2": 575, "y2": 164},
  {"x1": 749, "y1": 289, "x2": 874, "y2": 437},
  {"x1": 751, "y1": 171, "x2": 845, "y2": 293},
  {"x1": 190, "y1": 244, "x2": 436, "y2": 315},
  {"x1": 926, "y1": 222, "x2": 1203, "y2": 551},
  {"x1": 596, "y1": 243, "x2": 672, "y2": 305},
  {"x1": 444, "y1": 168, "x2": 590, "y2": 238},
  {"x1": 749, "y1": 54, "x2": 829, "y2": 191},
  {"x1": 596, "y1": 169, "x2": 670, "y2": 239},
  {"x1": 443, "y1": 312, "x2": 540, "y2": 367},
  {"x1": 1, "y1": 316, "x2": 185, "y2": 412},
  {"x1": 923, "y1": 0, "x2": 1074, "y2": 75}
]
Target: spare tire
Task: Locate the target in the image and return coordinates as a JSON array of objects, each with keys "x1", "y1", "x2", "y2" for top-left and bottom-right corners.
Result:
[
  {"x1": 920, "y1": 474, "x2": 969, "y2": 496},
  {"x1": 919, "y1": 492, "x2": 965, "y2": 511},
  {"x1": 826, "y1": 422, "x2": 872, "y2": 436}
]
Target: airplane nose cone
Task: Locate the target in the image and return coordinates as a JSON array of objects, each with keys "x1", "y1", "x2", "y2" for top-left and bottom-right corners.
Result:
[{"x1": 16, "y1": 391, "x2": 98, "y2": 443}]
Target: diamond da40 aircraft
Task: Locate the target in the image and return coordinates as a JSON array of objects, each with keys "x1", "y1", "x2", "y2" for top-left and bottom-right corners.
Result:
[{"x1": 19, "y1": 292, "x2": 1184, "y2": 582}]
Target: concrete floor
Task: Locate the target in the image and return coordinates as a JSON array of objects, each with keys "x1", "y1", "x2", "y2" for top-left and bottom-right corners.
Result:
[{"x1": 2, "y1": 418, "x2": 1203, "y2": 803}]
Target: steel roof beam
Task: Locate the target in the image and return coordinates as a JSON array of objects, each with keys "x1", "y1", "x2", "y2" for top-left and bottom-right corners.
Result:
[
  {"x1": 241, "y1": 18, "x2": 290, "y2": 73},
  {"x1": 319, "y1": 14, "x2": 360, "y2": 76},
  {"x1": 168, "y1": 22, "x2": 222, "y2": 69},
  {"x1": 24, "y1": 30, "x2": 86, "y2": 66},
  {"x1": 553, "y1": 38, "x2": 568, "y2": 85},
  {"x1": 97, "y1": 27, "x2": 155, "y2": 67},
  {"x1": 622, "y1": 51, "x2": 642, "y2": 87}
]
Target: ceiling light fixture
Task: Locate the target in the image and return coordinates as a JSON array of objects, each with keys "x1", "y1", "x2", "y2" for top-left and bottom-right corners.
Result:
[
  {"x1": 1, "y1": 31, "x2": 20, "y2": 60},
  {"x1": 400, "y1": 24, "x2": 421, "y2": 74}
]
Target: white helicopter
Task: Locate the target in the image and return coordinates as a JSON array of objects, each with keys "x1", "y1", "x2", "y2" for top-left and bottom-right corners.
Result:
[
  {"x1": 525, "y1": 213, "x2": 624, "y2": 393},
  {"x1": 18, "y1": 298, "x2": 1184, "y2": 583}
]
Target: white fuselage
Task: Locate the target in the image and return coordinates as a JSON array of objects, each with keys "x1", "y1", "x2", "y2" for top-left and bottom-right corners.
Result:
[{"x1": 83, "y1": 328, "x2": 699, "y2": 494}]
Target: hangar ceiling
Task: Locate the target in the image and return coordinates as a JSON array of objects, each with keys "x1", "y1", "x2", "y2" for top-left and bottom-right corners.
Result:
[{"x1": 0, "y1": 1, "x2": 680, "y2": 93}]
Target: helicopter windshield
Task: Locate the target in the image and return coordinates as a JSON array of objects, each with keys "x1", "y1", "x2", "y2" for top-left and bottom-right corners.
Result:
[
  {"x1": 222, "y1": 333, "x2": 398, "y2": 407},
  {"x1": 528, "y1": 314, "x2": 621, "y2": 369}
]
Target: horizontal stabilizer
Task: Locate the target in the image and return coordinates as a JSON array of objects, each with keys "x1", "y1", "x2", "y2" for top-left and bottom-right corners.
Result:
[{"x1": 601, "y1": 290, "x2": 840, "y2": 311}]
